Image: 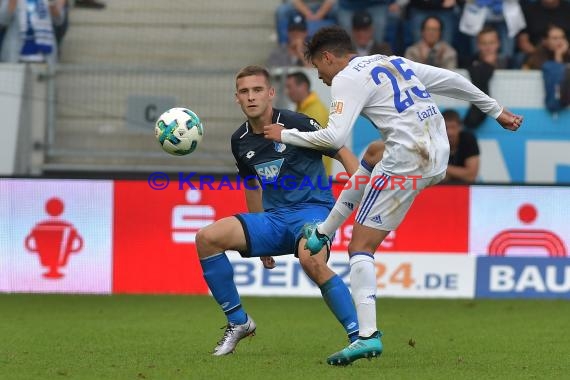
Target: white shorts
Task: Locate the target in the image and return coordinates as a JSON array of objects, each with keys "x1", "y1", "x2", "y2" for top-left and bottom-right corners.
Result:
[{"x1": 355, "y1": 168, "x2": 445, "y2": 231}]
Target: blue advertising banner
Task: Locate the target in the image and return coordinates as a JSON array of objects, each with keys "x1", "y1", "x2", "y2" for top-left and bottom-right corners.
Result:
[{"x1": 476, "y1": 257, "x2": 570, "y2": 299}]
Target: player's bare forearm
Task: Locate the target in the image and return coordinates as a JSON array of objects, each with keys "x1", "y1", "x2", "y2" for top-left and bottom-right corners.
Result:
[{"x1": 335, "y1": 147, "x2": 359, "y2": 176}]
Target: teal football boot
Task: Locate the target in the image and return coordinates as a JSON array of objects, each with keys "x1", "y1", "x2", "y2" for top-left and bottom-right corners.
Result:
[
  {"x1": 327, "y1": 332, "x2": 383, "y2": 366},
  {"x1": 302, "y1": 223, "x2": 331, "y2": 255}
]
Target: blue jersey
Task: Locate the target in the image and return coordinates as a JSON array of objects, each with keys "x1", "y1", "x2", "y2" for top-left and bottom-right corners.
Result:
[{"x1": 231, "y1": 109, "x2": 337, "y2": 211}]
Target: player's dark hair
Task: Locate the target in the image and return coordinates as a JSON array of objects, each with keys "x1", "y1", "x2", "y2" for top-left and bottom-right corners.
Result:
[
  {"x1": 305, "y1": 26, "x2": 355, "y2": 62},
  {"x1": 286, "y1": 71, "x2": 311, "y2": 90},
  {"x1": 235, "y1": 65, "x2": 271, "y2": 87},
  {"x1": 442, "y1": 109, "x2": 461, "y2": 123}
]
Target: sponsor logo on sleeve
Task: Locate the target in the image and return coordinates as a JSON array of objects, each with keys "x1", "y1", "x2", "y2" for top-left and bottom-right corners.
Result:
[{"x1": 330, "y1": 100, "x2": 344, "y2": 115}]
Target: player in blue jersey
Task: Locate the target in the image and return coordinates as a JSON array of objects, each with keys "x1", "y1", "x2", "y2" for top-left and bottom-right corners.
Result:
[{"x1": 196, "y1": 65, "x2": 361, "y2": 357}]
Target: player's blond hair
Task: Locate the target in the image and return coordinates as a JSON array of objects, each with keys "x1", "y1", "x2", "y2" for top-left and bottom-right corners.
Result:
[{"x1": 235, "y1": 65, "x2": 271, "y2": 88}]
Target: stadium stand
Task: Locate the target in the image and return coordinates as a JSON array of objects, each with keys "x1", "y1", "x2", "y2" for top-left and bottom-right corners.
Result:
[{"x1": 44, "y1": 0, "x2": 281, "y2": 174}]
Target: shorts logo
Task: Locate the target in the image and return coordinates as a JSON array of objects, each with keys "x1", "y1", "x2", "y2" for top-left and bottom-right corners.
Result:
[
  {"x1": 254, "y1": 158, "x2": 285, "y2": 184},
  {"x1": 273, "y1": 142, "x2": 286, "y2": 153},
  {"x1": 246, "y1": 151, "x2": 255, "y2": 159},
  {"x1": 369, "y1": 215, "x2": 383, "y2": 224},
  {"x1": 309, "y1": 119, "x2": 322, "y2": 129},
  {"x1": 330, "y1": 100, "x2": 344, "y2": 114}
]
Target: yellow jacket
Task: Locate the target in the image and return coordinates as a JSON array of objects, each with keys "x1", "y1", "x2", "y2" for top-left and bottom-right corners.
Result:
[{"x1": 297, "y1": 92, "x2": 332, "y2": 174}]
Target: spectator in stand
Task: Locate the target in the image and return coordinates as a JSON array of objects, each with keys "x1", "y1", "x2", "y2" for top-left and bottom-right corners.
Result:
[
  {"x1": 459, "y1": 0, "x2": 526, "y2": 60},
  {"x1": 517, "y1": 0, "x2": 570, "y2": 68},
  {"x1": 53, "y1": 0, "x2": 69, "y2": 58},
  {"x1": 405, "y1": 16, "x2": 457, "y2": 69},
  {"x1": 351, "y1": 10, "x2": 393, "y2": 56},
  {"x1": 463, "y1": 25, "x2": 511, "y2": 128},
  {"x1": 0, "y1": 0, "x2": 66, "y2": 64},
  {"x1": 524, "y1": 24, "x2": 570, "y2": 70},
  {"x1": 336, "y1": 0, "x2": 394, "y2": 45},
  {"x1": 275, "y1": 0, "x2": 337, "y2": 46},
  {"x1": 267, "y1": 14, "x2": 312, "y2": 68},
  {"x1": 442, "y1": 109, "x2": 480, "y2": 184},
  {"x1": 75, "y1": 0, "x2": 105, "y2": 9},
  {"x1": 466, "y1": 25, "x2": 510, "y2": 69},
  {"x1": 402, "y1": 0, "x2": 457, "y2": 46},
  {"x1": 285, "y1": 71, "x2": 334, "y2": 173},
  {"x1": 285, "y1": 71, "x2": 329, "y2": 127},
  {"x1": 525, "y1": 25, "x2": 570, "y2": 112}
]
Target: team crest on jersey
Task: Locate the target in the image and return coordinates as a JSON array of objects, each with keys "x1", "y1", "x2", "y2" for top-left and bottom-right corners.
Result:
[
  {"x1": 254, "y1": 158, "x2": 284, "y2": 184},
  {"x1": 330, "y1": 100, "x2": 344, "y2": 114},
  {"x1": 273, "y1": 142, "x2": 286, "y2": 153}
]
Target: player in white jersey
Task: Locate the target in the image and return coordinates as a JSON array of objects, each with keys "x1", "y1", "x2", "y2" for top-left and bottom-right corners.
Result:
[{"x1": 263, "y1": 26, "x2": 522, "y2": 366}]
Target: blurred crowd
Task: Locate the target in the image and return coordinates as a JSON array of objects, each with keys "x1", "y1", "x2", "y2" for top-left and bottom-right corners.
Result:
[
  {"x1": 0, "y1": 0, "x2": 104, "y2": 65},
  {"x1": 268, "y1": 0, "x2": 570, "y2": 114}
]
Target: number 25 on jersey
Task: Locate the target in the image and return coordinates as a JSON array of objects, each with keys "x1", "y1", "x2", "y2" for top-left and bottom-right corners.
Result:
[{"x1": 371, "y1": 58, "x2": 431, "y2": 113}]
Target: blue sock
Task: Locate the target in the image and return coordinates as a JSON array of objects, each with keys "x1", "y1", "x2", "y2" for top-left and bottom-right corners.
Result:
[
  {"x1": 320, "y1": 275, "x2": 359, "y2": 343},
  {"x1": 200, "y1": 253, "x2": 248, "y2": 325}
]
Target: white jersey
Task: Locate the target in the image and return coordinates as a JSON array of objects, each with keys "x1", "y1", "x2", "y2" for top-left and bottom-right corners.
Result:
[{"x1": 281, "y1": 55, "x2": 503, "y2": 177}]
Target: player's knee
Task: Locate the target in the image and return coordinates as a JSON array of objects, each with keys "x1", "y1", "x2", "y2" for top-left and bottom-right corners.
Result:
[
  {"x1": 195, "y1": 227, "x2": 215, "y2": 258},
  {"x1": 299, "y1": 253, "x2": 328, "y2": 281},
  {"x1": 347, "y1": 239, "x2": 376, "y2": 255},
  {"x1": 363, "y1": 141, "x2": 385, "y2": 167},
  {"x1": 299, "y1": 254, "x2": 320, "y2": 276}
]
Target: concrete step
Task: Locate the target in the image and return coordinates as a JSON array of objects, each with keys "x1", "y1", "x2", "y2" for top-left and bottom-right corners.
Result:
[
  {"x1": 49, "y1": 127, "x2": 236, "y2": 172},
  {"x1": 71, "y1": 0, "x2": 280, "y2": 14},
  {"x1": 60, "y1": 24, "x2": 276, "y2": 67},
  {"x1": 44, "y1": 152, "x2": 234, "y2": 173},
  {"x1": 70, "y1": 2, "x2": 278, "y2": 27},
  {"x1": 55, "y1": 69, "x2": 244, "y2": 120},
  {"x1": 61, "y1": 0, "x2": 280, "y2": 67}
]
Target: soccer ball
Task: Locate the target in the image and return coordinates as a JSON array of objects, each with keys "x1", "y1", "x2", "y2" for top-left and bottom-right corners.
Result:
[{"x1": 154, "y1": 107, "x2": 204, "y2": 156}]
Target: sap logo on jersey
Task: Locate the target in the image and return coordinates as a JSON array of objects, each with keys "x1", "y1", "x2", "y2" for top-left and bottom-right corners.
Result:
[
  {"x1": 476, "y1": 257, "x2": 570, "y2": 299},
  {"x1": 254, "y1": 159, "x2": 284, "y2": 184}
]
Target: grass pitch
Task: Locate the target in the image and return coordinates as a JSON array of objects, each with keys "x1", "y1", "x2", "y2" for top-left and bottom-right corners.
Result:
[{"x1": 0, "y1": 295, "x2": 568, "y2": 380}]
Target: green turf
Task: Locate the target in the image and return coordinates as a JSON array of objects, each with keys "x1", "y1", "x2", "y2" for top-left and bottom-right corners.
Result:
[{"x1": 0, "y1": 295, "x2": 568, "y2": 380}]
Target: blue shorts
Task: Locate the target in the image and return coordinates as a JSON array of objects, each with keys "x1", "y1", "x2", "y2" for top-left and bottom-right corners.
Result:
[{"x1": 235, "y1": 204, "x2": 331, "y2": 257}]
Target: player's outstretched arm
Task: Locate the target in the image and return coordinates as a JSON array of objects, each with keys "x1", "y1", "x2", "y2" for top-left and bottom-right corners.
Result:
[{"x1": 496, "y1": 108, "x2": 523, "y2": 131}]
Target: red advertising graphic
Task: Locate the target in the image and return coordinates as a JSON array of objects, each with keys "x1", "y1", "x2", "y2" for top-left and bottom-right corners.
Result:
[
  {"x1": 25, "y1": 197, "x2": 84, "y2": 279},
  {"x1": 488, "y1": 204, "x2": 567, "y2": 257},
  {"x1": 113, "y1": 180, "x2": 246, "y2": 294},
  {"x1": 113, "y1": 181, "x2": 470, "y2": 295},
  {"x1": 330, "y1": 185, "x2": 469, "y2": 253}
]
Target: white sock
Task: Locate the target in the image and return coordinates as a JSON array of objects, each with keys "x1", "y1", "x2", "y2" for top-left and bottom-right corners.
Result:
[
  {"x1": 349, "y1": 253, "x2": 377, "y2": 338},
  {"x1": 318, "y1": 165, "x2": 372, "y2": 237}
]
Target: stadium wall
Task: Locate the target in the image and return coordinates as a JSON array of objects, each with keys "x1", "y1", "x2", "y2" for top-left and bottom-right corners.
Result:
[{"x1": 1, "y1": 178, "x2": 568, "y2": 299}]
